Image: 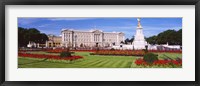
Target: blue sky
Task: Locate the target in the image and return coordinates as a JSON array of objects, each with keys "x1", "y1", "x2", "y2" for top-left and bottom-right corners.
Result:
[{"x1": 18, "y1": 17, "x2": 182, "y2": 39}]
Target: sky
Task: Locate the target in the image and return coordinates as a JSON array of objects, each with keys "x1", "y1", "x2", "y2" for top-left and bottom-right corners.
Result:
[{"x1": 18, "y1": 17, "x2": 182, "y2": 39}]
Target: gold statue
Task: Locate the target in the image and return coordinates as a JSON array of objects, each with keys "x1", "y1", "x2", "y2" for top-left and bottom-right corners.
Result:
[{"x1": 137, "y1": 18, "x2": 142, "y2": 28}]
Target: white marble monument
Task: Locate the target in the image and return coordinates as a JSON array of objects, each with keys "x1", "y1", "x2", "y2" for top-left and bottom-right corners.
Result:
[{"x1": 132, "y1": 18, "x2": 147, "y2": 50}]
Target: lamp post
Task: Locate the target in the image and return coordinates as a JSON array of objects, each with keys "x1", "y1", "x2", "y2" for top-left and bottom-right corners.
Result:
[
  {"x1": 75, "y1": 35, "x2": 77, "y2": 50},
  {"x1": 145, "y1": 44, "x2": 148, "y2": 53}
]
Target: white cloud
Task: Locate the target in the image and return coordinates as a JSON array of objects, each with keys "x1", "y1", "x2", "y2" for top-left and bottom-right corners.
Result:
[
  {"x1": 38, "y1": 24, "x2": 50, "y2": 27},
  {"x1": 48, "y1": 18, "x2": 96, "y2": 21},
  {"x1": 18, "y1": 18, "x2": 39, "y2": 25}
]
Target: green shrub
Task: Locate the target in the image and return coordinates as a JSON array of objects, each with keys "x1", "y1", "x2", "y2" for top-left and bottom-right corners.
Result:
[
  {"x1": 90, "y1": 53, "x2": 95, "y2": 55},
  {"x1": 143, "y1": 53, "x2": 158, "y2": 64},
  {"x1": 60, "y1": 51, "x2": 71, "y2": 58}
]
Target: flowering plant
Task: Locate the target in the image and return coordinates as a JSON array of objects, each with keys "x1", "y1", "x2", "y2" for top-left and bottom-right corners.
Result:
[
  {"x1": 92, "y1": 50, "x2": 145, "y2": 56},
  {"x1": 18, "y1": 53, "x2": 83, "y2": 61},
  {"x1": 47, "y1": 49, "x2": 182, "y2": 53},
  {"x1": 135, "y1": 58, "x2": 182, "y2": 68}
]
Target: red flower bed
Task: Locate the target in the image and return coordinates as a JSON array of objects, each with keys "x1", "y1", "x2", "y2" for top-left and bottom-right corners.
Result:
[
  {"x1": 92, "y1": 50, "x2": 145, "y2": 56},
  {"x1": 47, "y1": 49, "x2": 182, "y2": 53},
  {"x1": 135, "y1": 58, "x2": 182, "y2": 67},
  {"x1": 47, "y1": 49, "x2": 96, "y2": 53},
  {"x1": 47, "y1": 49, "x2": 64, "y2": 53},
  {"x1": 148, "y1": 50, "x2": 182, "y2": 53},
  {"x1": 71, "y1": 50, "x2": 96, "y2": 52},
  {"x1": 19, "y1": 48, "x2": 52, "y2": 52},
  {"x1": 18, "y1": 53, "x2": 83, "y2": 61}
]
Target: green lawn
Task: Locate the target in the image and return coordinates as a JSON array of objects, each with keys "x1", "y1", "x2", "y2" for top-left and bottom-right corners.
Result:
[{"x1": 18, "y1": 51, "x2": 182, "y2": 68}]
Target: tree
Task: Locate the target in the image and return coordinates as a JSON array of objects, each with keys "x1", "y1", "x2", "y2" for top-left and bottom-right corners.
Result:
[
  {"x1": 146, "y1": 29, "x2": 182, "y2": 45},
  {"x1": 130, "y1": 36, "x2": 134, "y2": 43},
  {"x1": 146, "y1": 35, "x2": 157, "y2": 44},
  {"x1": 18, "y1": 27, "x2": 49, "y2": 47},
  {"x1": 38, "y1": 33, "x2": 49, "y2": 44},
  {"x1": 18, "y1": 27, "x2": 29, "y2": 47},
  {"x1": 177, "y1": 29, "x2": 182, "y2": 45},
  {"x1": 125, "y1": 38, "x2": 129, "y2": 44},
  {"x1": 156, "y1": 30, "x2": 177, "y2": 45},
  {"x1": 124, "y1": 36, "x2": 134, "y2": 44},
  {"x1": 120, "y1": 41, "x2": 124, "y2": 44}
]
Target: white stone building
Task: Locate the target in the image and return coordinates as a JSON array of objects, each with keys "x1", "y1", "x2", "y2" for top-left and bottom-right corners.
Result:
[
  {"x1": 61, "y1": 29, "x2": 125, "y2": 48},
  {"x1": 45, "y1": 34, "x2": 62, "y2": 48}
]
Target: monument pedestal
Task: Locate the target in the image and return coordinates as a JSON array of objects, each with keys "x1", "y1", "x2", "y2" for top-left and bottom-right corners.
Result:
[{"x1": 133, "y1": 18, "x2": 147, "y2": 50}]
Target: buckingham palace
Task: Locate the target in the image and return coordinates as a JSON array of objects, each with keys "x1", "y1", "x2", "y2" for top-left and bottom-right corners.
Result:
[{"x1": 61, "y1": 29, "x2": 125, "y2": 48}]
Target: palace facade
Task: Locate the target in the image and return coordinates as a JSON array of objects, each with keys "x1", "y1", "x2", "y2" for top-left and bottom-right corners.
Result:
[
  {"x1": 61, "y1": 29, "x2": 125, "y2": 48},
  {"x1": 46, "y1": 34, "x2": 62, "y2": 47}
]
